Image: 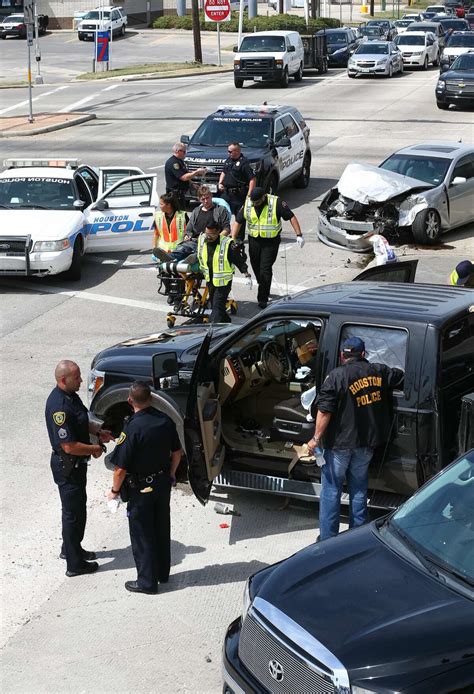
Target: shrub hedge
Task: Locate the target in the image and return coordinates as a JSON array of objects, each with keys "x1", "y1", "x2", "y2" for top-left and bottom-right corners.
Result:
[{"x1": 152, "y1": 13, "x2": 340, "y2": 33}]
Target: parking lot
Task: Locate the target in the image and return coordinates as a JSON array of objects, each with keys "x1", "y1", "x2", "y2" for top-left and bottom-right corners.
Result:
[{"x1": 1, "y1": 23, "x2": 474, "y2": 692}]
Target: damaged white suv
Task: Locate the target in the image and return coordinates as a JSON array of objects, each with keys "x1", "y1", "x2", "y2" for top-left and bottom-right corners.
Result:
[{"x1": 318, "y1": 142, "x2": 474, "y2": 251}]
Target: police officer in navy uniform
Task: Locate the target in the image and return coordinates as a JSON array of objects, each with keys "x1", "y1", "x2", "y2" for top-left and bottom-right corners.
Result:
[
  {"x1": 218, "y1": 142, "x2": 256, "y2": 238},
  {"x1": 165, "y1": 142, "x2": 207, "y2": 209},
  {"x1": 46, "y1": 360, "x2": 111, "y2": 577},
  {"x1": 107, "y1": 381, "x2": 183, "y2": 595}
]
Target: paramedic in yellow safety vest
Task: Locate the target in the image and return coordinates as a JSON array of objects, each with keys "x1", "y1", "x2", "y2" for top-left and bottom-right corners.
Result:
[
  {"x1": 153, "y1": 193, "x2": 188, "y2": 255},
  {"x1": 449, "y1": 260, "x2": 474, "y2": 288},
  {"x1": 231, "y1": 187, "x2": 304, "y2": 310},
  {"x1": 197, "y1": 222, "x2": 252, "y2": 324}
]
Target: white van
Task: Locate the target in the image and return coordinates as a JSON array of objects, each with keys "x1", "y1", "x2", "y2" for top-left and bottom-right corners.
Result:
[{"x1": 233, "y1": 30, "x2": 304, "y2": 88}]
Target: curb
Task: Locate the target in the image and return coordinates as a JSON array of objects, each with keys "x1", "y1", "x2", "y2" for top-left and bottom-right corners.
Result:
[
  {"x1": 121, "y1": 66, "x2": 233, "y2": 81},
  {"x1": 0, "y1": 113, "x2": 96, "y2": 138}
]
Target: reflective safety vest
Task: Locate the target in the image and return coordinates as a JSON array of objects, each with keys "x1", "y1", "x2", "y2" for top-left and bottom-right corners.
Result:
[
  {"x1": 154, "y1": 210, "x2": 186, "y2": 252},
  {"x1": 244, "y1": 194, "x2": 282, "y2": 239},
  {"x1": 197, "y1": 235, "x2": 234, "y2": 287},
  {"x1": 449, "y1": 270, "x2": 459, "y2": 286}
]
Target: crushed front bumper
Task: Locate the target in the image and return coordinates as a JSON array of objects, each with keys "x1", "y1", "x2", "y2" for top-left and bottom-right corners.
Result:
[{"x1": 317, "y1": 212, "x2": 375, "y2": 252}]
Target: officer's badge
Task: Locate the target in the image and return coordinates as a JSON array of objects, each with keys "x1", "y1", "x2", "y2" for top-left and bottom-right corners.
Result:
[
  {"x1": 116, "y1": 431, "x2": 127, "y2": 445},
  {"x1": 173, "y1": 163, "x2": 180, "y2": 170},
  {"x1": 236, "y1": 161, "x2": 240, "y2": 167},
  {"x1": 58, "y1": 428, "x2": 67, "y2": 439},
  {"x1": 53, "y1": 411, "x2": 65, "y2": 426}
]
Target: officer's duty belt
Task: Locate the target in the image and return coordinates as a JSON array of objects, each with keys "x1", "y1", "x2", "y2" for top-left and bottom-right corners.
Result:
[
  {"x1": 138, "y1": 470, "x2": 167, "y2": 484},
  {"x1": 225, "y1": 186, "x2": 246, "y2": 193}
]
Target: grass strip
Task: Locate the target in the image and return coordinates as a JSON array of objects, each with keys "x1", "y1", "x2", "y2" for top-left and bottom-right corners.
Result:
[{"x1": 76, "y1": 62, "x2": 231, "y2": 80}]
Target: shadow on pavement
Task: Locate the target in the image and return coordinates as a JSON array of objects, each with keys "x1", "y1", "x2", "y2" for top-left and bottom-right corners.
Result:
[
  {"x1": 162, "y1": 559, "x2": 269, "y2": 592},
  {"x1": 95, "y1": 540, "x2": 206, "y2": 572}
]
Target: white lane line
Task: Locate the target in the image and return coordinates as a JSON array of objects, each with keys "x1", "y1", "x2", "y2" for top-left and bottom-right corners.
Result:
[
  {"x1": 102, "y1": 84, "x2": 120, "y2": 91},
  {"x1": 149, "y1": 164, "x2": 165, "y2": 170},
  {"x1": 0, "y1": 86, "x2": 69, "y2": 115},
  {"x1": 59, "y1": 95, "x2": 95, "y2": 113},
  {"x1": 7, "y1": 281, "x2": 169, "y2": 313}
]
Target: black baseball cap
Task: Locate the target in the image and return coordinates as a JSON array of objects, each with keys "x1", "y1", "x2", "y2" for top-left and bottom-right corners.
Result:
[
  {"x1": 250, "y1": 187, "x2": 266, "y2": 202},
  {"x1": 342, "y1": 337, "x2": 365, "y2": 355},
  {"x1": 455, "y1": 260, "x2": 474, "y2": 285}
]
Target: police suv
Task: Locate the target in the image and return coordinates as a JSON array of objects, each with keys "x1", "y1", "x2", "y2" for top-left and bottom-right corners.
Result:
[
  {"x1": 0, "y1": 158, "x2": 158, "y2": 281},
  {"x1": 180, "y1": 104, "x2": 311, "y2": 206}
]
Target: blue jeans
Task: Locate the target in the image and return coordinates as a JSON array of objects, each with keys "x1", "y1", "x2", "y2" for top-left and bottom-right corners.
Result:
[{"x1": 319, "y1": 447, "x2": 374, "y2": 541}]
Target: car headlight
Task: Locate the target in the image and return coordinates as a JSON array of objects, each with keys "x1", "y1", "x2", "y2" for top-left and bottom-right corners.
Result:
[
  {"x1": 88, "y1": 368, "x2": 105, "y2": 405},
  {"x1": 412, "y1": 50, "x2": 423, "y2": 55},
  {"x1": 234, "y1": 60, "x2": 240, "y2": 69},
  {"x1": 242, "y1": 577, "x2": 253, "y2": 621},
  {"x1": 33, "y1": 238, "x2": 71, "y2": 252},
  {"x1": 437, "y1": 79, "x2": 446, "y2": 89},
  {"x1": 377, "y1": 57, "x2": 388, "y2": 63}
]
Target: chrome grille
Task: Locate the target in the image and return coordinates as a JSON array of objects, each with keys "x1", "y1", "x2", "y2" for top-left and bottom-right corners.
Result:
[
  {"x1": 239, "y1": 615, "x2": 335, "y2": 693},
  {"x1": 356, "y1": 61, "x2": 376, "y2": 67},
  {"x1": 241, "y1": 58, "x2": 275, "y2": 70},
  {"x1": 186, "y1": 161, "x2": 224, "y2": 174},
  {"x1": 445, "y1": 80, "x2": 474, "y2": 94},
  {"x1": 0, "y1": 236, "x2": 30, "y2": 255}
]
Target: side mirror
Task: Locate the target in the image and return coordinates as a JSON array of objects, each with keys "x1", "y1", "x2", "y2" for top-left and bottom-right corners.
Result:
[
  {"x1": 152, "y1": 351, "x2": 179, "y2": 389},
  {"x1": 288, "y1": 44, "x2": 296, "y2": 52},
  {"x1": 277, "y1": 136, "x2": 291, "y2": 148},
  {"x1": 180, "y1": 134, "x2": 190, "y2": 144},
  {"x1": 73, "y1": 199, "x2": 85, "y2": 209},
  {"x1": 233, "y1": 45, "x2": 238, "y2": 52},
  {"x1": 92, "y1": 199, "x2": 108, "y2": 211},
  {"x1": 451, "y1": 176, "x2": 467, "y2": 186}
]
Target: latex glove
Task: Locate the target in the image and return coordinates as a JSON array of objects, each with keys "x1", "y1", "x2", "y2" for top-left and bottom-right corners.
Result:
[
  {"x1": 245, "y1": 274, "x2": 253, "y2": 290},
  {"x1": 296, "y1": 235, "x2": 305, "y2": 248}
]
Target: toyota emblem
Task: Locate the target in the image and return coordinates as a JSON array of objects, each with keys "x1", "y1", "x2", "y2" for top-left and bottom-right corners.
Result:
[{"x1": 268, "y1": 659, "x2": 284, "y2": 682}]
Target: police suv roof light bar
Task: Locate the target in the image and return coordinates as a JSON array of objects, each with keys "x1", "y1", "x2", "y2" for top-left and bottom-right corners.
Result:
[
  {"x1": 4, "y1": 158, "x2": 80, "y2": 169},
  {"x1": 216, "y1": 105, "x2": 281, "y2": 113}
]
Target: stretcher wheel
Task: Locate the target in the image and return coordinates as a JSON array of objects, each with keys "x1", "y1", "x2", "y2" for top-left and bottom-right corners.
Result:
[
  {"x1": 202, "y1": 316, "x2": 209, "y2": 323},
  {"x1": 166, "y1": 314, "x2": 176, "y2": 329}
]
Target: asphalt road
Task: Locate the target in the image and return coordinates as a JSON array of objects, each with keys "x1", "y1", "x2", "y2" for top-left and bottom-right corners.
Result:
[{"x1": 1, "y1": 59, "x2": 473, "y2": 693}]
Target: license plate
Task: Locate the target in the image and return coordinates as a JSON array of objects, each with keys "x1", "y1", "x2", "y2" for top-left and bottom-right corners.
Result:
[
  {"x1": 358, "y1": 67, "x2": 371, "y2": 73},
  {"x1": 86, "y1": 32, "x2": 93, "y2": 37},
  {"x1": 253, "y1": 76, "x2": 263, "y2": 81},
  {"x1": 208, "y1": 184, "x2": 217, "y2": 192}
]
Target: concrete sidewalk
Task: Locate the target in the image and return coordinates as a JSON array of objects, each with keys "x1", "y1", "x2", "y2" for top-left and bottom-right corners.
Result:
[{"x1": 0, "y1": 112, "x2": 96, "y2": 138}]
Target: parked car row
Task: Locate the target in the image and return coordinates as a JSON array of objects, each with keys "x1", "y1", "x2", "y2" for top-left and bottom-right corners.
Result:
[{"x1": 0, "y1": 13, "x2": 48, "y2": 39}]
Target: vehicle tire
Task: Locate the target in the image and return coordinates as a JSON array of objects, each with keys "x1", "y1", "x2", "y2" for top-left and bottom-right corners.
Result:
[
  {"x1": 412, "y1": 209, "x2": 442, "y2": 245},
  {"x1": 399, "y1": 60, "x2": 404, "y2": 74},
  {"x1": 280, "y1": 68, "x2": 289, "y2": 88},
  {"x1": 294, "y1": 63, "x2": 303, "y2": 82},
  {"x1": 62, "y1": 238, "x2": 82, "y2": 281},
  {"x1": 387, "y1": 63, "x2": 393, "y2": 78},
  {"x1": 0, "y1": 35, "x2": 5, "y2": 39},
  {"x1": 234, "y1": 76, "x2": 244, "y2": 88},
  {"x1": 432, "y1": 53, "x2": 439, "y2": 67},
  {"x1": 422, "y1": 55, "x2": 428, "y2": 70},
  {"x1": 293, "y1": 153, "x2": 311, "y2": 189},
  {"x1": 348, "y1": 72, "x2": 356, "y2": 78},
  {"x1": 266, "y1": 172, "x2": 279, "y2": 195},
  {"x1": 78, "y1": 34, "x2": 84, "y2": 40},
  {"x1": 324, "y1": 57, "x2": 329, "y2": 73},
  {"x1": 436, "y1": 100, "x2": 449, "y2": 110},
  {"x1": 120, "y1": 24, "x2": 125, "y2": 36}
]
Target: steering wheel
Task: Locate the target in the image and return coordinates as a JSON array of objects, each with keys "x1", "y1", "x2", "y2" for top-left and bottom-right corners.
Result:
[{"x1": 261, "y1": 341, "x2": 291, "y2": 383}]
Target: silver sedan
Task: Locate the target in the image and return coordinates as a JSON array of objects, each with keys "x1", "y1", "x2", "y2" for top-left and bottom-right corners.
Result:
[
  {"x1": 347, "y1": 41, "x2": 404, "y2": 77},
  {"x1": 318, "y1": 142, "x2": 474, "y2": 250}
]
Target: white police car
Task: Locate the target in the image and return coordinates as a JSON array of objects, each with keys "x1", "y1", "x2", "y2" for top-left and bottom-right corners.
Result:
[{"x1": 0, "y1": 159, "x2": 158, "y2": 280}]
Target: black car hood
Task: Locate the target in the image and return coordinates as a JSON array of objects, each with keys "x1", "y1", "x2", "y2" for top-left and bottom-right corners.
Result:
[
  {"x1": 441, "y1": 67, "x2": 474, "y2": 80},
  {"x1": 254, "y1": 524, "x2": 474, "y2": 688},
  {"x1": 92, "y1": 324, "x2": 236, "y2": 375},
  {"x1": 186, "y1": 145, "x2": 269, "y2": 165}
]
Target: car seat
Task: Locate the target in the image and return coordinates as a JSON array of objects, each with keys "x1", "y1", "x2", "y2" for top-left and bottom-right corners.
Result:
[{"x1": 272, "y1": 395, "x2": 314, "y2": 443}]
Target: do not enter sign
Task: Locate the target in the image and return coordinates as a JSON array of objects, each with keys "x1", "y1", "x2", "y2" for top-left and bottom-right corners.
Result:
[{"x1": 204, "y1": 0, "x2": 231, "y2": 22}]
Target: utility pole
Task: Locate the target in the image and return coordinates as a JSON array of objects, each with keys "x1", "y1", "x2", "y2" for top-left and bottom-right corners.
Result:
[
  {"x1": 33, "y1": 0, "x2": 43, "y2": 84},
  {"x1": 192, "y1": 0, "x2": 202, "y2": 63},
  {"x1": 24, "y1": 0, "x2": 34, "y2": 122}
]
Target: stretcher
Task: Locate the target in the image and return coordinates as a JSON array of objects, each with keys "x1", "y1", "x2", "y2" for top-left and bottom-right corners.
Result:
[{"x1": 156, "y1": 255, "x2": 237, "y2": 328}]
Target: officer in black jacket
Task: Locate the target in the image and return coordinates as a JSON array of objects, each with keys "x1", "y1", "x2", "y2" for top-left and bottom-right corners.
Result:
[
  {"x1": 165, "y1": 142, "x2": 207, "y2": 209},
  {"x1": 45, "y1": 360, "x2": 111, "y2": 577},
  {"x1": 107, "y1": 381, "x2": 183, "y2": 595},
  {"x1": 307, "y1": 337, "x2": 404, "y2": 540},
  {"x1": 218, "y1": 142, "x2": 256, "y2": 238}
]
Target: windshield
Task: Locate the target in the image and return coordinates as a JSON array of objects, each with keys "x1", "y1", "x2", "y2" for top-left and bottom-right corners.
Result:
[
  {"x1": 389, "y1": 453, "x2": 474, "y2": 585},
  {"x1": 440, "y1": 19, "x2": 469, "y2": 29},
  {"x1": 191, "y1": 116, "x2": 272, "y2": 148},
  {"x1": 367, "y1": 20, "x2": 388, "y2": 27},
  {"x1": 361, "y1": 26, "x2": 383, "y2": 35},
  {"x1": 426, "y1": 6, "x2": 444, "y2": 11},
  {"x1": 325, "y1": 32, "x2": 348, "y2": 44},
  {"x1": 447, "y1": 33, "x2": 474, "y2": 46},
  {"x1": 0, "y1": 177, "x2": 77, "y2": 210},
  {"x1": 83, "y1": 10, "x2": 111, "y2": 19},
  {"x1": 4, "y1": 15, "x2": 23, "y2": 21},
  {"x1": 239, "y1": 35, "x2": 286, "y2": 52},
  {"x1": 396, "y1": 34, "x2": 426, "y2": 45},
  {"x1": 395, "y1": 20, "x2": 414, "y2": 26},
  {"x1": 356, "y1": 43, "x2": 389, "y2": 54},
  {"x1": 451, "y1": 52, "x2": 474, "y2": 68},
  {"x1": 380, "y1": 154, "x2": 449, "y2": 185},
  {"x1": 409, "y1": 24, "x2": 432, "y2": 32}
]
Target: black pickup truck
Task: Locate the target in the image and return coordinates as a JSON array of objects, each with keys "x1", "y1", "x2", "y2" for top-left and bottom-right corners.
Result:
[{"x1": 89, "y1": 261, "x2": 474, "y2": 507}]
